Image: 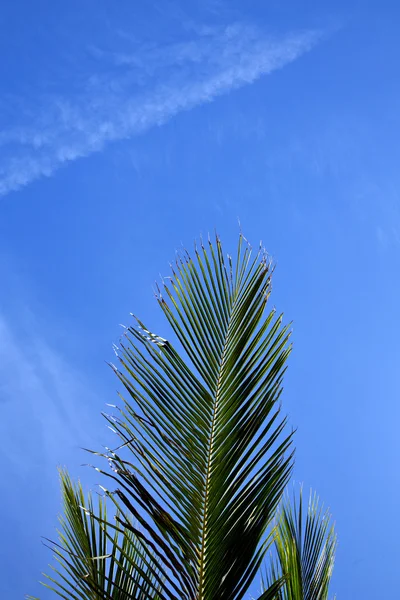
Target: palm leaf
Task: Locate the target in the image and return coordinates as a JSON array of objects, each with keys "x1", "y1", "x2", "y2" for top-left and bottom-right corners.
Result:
[
  {"x1": 97, "y1": 233, "x2": 294, "y2": 599},
  {"x1": 264, "y1": 486, "x2": 337, "y2": 600},
  {"x1": 35, "y1": 233, "x2": 294, "y2": 599},
  {"x1": 27, "y1": 470, "x2": 163, "y2": 599}
]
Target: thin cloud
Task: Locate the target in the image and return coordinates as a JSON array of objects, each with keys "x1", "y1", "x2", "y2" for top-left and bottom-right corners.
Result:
[
  {"x1": 0, "y1": 24, "x2": 323, "y2": 196},
  {"x1": 0, "y1": 314, "x2": 101, "y2": 474},
  {"x1": 0, "y1": 310, "x2": 108, "y2": 599}
]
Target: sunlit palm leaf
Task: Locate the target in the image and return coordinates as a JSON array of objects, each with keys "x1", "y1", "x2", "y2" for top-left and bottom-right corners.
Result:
[
  {"x1": 27, "y1": 470, "x2": 163, "y2": 600},
  {"x1": 34, "y1": 233, "x2": 294, "y2": 600},
  {"x1": 264, "y1": 486, "x2": 337, "y2": 600},
  {"x1": 92, "y1": 233, "x2": 294, "y2": 600}
]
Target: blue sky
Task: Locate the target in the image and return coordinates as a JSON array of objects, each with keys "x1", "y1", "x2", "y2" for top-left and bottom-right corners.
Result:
[{"x1": 1, "y1": 0, "x2": 399, "y2": 597}]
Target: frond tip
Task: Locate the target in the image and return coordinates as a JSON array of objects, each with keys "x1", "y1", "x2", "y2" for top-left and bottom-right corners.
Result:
[
  {"x1": 263, "y1": 485, "x2": 337, "y2": 600},
  {"x1": 26, "y1": 470, "x2": 163, "y2": 600}
]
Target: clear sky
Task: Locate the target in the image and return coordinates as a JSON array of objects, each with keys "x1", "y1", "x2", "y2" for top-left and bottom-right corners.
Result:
[{"x1": 1, "y1": 1, "x2": 399, "y2": 598}]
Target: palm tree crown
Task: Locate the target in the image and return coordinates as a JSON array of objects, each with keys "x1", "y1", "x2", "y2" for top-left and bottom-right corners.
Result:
[{"x1": 29, "y1": 233, "x2": 336, "y2": 600}]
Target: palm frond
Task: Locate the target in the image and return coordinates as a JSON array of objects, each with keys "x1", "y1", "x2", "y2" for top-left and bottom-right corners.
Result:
[
  {"x1": 35, "y1": 233, "x2": 294, "y2": 600},
  {"x1": 27, "y1": 470, "x2": 163, "y2": 599},
  {"x1": 93, "y1": 233, "x2": 294, "y2": 599},
  {"x1": 263, "y1": 486, "x2": 337, "y2": 600}
]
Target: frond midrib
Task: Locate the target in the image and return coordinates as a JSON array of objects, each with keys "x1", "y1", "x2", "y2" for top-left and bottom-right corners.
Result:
[{"x1": 197, "y1": 285, "x2": 241, "y2": 600}]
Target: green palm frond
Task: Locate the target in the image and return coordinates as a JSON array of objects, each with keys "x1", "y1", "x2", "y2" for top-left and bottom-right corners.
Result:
[
  {"x1": 34, "y1": 233, "x2": 295, "y2": 599},
  {"x1": 27, "y1": 470, "x2": 163, "y2": 600},
  {"x1": 96, "y1": 233, "x2": 294, "y2": 599},
  {"x1": 264, "y1": 486, "x2": 337, "y2": 600}
]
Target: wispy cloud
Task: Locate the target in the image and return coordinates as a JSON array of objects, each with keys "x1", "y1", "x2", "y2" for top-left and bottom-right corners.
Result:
[
  {"x1": 0, "y1": 313, "x2": 101, "y2": 476},
  {"x1": 0, "y1": 309, "x2": 108, "y2": 598},
  {"x1": 0, "y1": 24, "x2": 323, "y2": 196}
]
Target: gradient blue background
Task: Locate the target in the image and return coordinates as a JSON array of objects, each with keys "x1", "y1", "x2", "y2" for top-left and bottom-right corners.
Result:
[{"x1": 1, "y1": 1, "x2": 399, "y2": 597}]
